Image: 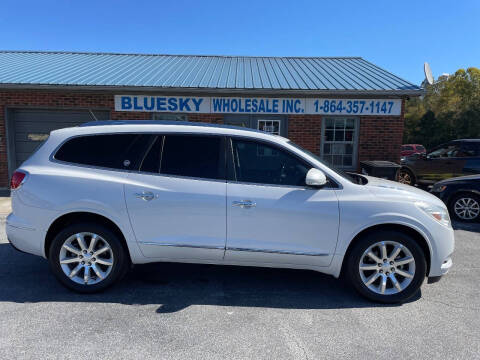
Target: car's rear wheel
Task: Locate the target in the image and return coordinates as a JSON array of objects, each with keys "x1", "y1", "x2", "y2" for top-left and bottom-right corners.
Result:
[
  {"x1": 449, "y1": 193, "x2": 480, "y2": 222},
  {"x1": 48, "y1": 223, "x2": 128, "y2": 293},
  {"x1": 346, "y1": 230, "x2": 426, "y2": 303},
  {"x1": 397, "y1": 168, "x2": 415, "y2": 186}
]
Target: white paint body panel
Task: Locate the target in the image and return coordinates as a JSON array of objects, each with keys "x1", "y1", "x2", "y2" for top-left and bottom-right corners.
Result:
[
  {"x1": 124, "y1": 172, "x2": 226, "y2": 261},
  {"x1": 225, "y1": 183, "x2": 338, "y2": 266},
  {"x1": 6, "y1": 122, "x2": 454, "y2": 280}
]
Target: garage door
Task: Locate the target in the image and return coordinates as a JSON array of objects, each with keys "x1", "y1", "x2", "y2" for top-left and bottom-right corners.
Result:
[{"x1": 8, "y1": 109, "x2": 110, "y2": 171}]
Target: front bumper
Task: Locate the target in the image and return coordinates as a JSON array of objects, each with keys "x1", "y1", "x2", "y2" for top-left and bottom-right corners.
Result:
[
  {"x1": 427, "y1": 256, "x2": 453, "y2": 284},
  {"x1": 427, "y1": 223, "x2": 454, "y2": 278}
]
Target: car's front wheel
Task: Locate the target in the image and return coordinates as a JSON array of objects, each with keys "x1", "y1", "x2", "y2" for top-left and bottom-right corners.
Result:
[
  {"x1": 346, "y1": 231, "x2": 426, "y2": 303},
  {"x1": 449, "y1": 193, "x2": 480, "y2": 222},
  {"x1": 48, "y1": 223, "x2": 129, "y2": 293}
]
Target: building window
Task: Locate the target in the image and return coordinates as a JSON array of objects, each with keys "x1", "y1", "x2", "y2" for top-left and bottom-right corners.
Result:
[
  {"x1": 321, "y1": 117, "x2": 358, "y2": 169},
  {"x1": 223, "y1": 116, "x2": 286, "y2": 136},
  {"x1": 257, "y1": 119, "x2": 281, "y2": 135},
  {"x1": 152, "y1": 113, "x2": 188, "y2": 121}
]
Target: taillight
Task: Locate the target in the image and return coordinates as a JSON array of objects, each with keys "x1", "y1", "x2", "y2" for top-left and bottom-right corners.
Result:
[{"x1": 10, "y1": 170, "x2": 27, "y2": 190}]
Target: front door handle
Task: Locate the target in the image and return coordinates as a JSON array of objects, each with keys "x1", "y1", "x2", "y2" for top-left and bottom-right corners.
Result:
[
  {"x1": 135, "y1": 191, "x2": 155, "y2": 201},
  {"x1": 232, "y1": 200, "x2": 256, "y2": 208}
]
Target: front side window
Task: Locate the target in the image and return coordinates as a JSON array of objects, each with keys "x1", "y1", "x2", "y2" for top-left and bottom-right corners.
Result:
[
  {"x1": 428, "y1": 143, "x2": 460, "y2": 158},
  {"x1": 230, "y1": 138, "x2": 309, "y2": 186},
  {"x1": 160, "y1": 135, "x2": 224, "y2": 180},
  {"x1": 54, "y1": 134, "x2": 154, "y2": 170}
]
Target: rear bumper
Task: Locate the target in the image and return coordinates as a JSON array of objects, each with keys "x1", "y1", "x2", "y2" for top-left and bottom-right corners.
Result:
[{"x1": 6, "y1": 213, "x2": 45, "y2": 257}]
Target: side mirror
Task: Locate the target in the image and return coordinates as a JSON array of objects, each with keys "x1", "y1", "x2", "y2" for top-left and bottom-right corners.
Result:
[{"x1": 306, "y1": 168, "x2": 327, "y2": 187}]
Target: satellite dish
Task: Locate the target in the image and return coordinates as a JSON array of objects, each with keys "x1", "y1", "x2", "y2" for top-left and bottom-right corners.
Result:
[{"x1": 424, "y1": 62, "x2": 434, "y2": 85}]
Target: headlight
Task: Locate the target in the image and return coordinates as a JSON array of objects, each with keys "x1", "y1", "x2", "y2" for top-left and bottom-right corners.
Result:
[
  {"x1": 416, "y1": 201, "x2": 451, "y2": 227},
  {"x1": 431, "y1": 184, "x2": 447, "y2": 192}
]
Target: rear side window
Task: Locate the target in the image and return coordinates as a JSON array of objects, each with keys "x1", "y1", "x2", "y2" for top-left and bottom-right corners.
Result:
[
  {"x1": 403, "y1": 146, "x2": 414, "y2": 151},
  {"x1": 416, "y1": 145, "x2": 425, "y2": 151},
  {"x1": 54, "y1": 134, "x2": 154, "y2": 170},
  {"x1": 460, "y1": 142, "x2": 479, "y2": 157},
  {"x1": 160, "y1": 135, "x2": 224, "y2": 180}
]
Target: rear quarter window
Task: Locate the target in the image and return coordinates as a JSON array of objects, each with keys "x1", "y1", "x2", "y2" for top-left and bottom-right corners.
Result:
[{"x1": 54, "y1": 134, "x2": 155, "y2": 170}]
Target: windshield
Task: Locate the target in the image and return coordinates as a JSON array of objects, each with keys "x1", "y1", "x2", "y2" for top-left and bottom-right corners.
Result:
[{"x1": 286, "y1": 140, "x2": 358, "y2": 183}]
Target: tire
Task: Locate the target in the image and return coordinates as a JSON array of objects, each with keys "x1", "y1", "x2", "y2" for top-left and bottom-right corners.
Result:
[
  {"x1": 449, "y1": 193, "x2": 480, "y2": 222},
  {"x1": 397, "y1": 168, "x2": 415, "y2": 186},
  {"x1": 345, "y1": 230, "x2": 426, "y2": 304},
  {"x1": 48, "y1": 222, "x2": 129, "y2": 293}
]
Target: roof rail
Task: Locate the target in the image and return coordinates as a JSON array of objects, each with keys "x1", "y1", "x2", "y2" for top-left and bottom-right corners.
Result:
[{"x1": 78, "y1": 120, "x2": 272, "y2": 135}]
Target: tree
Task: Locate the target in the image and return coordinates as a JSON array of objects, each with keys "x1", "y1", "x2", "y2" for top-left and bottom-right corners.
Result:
[{"x1": 404, "y1": 67, "x2": 480, "y2": 150}]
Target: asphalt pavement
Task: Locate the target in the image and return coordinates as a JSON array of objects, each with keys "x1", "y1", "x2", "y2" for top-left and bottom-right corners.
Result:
[{"x1": 0, "y1": 203, "x2": 479, "y2": 359}]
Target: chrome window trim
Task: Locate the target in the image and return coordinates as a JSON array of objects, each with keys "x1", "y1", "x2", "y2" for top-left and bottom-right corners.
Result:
[{"x1": 48, "y1": 131, "x2": 342, "y2": 189}]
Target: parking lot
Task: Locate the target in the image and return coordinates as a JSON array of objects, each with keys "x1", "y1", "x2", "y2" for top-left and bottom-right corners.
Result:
[{"x1": 0, "y1": 214, "x2": 479, "y2": 360}]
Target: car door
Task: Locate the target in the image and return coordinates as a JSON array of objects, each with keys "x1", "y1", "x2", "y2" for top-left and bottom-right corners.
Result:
[
  {"x1": 124, "y1": 134, "x2": 227, "y2": 261},
  {"x1": 416, "y1": 143, "x2": 459, "y2": 182},
  {"x1": 224, "y1": 137, "x2": 339, "y2": 267},
  {"x1": 459, "y1": 142, "x2": 480, "y2": 176}
]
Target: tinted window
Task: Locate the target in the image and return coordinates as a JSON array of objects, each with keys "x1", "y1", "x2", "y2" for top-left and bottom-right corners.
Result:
[
  {"x1": 55, "y1": 134, "x2": 154, "y2": 170},
  {"x1": 403, "y1": 146, "x2": 414, "y2": 151},
  {"x1": 160, "y1": 135, "x2": 224, "y2": 180},
  {"x1": 139, "y1": 136, "x2": 162, "y2": 173},
  {"x1": 460, "y1": 142, "x2": 479, "y2": 157},
  {"x1": 231, "y1": 139, "x2": 309, "y2": 186},
  {"x1": 416, "y1": 145, "x2": 425, "y2": 151},
  {"x1": 428, "y1": 143, "x2": 460, "y2": 158}
]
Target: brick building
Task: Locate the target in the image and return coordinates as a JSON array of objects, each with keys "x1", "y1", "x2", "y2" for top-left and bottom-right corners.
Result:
[{"x1": 0, "y1": 51, "x2": 423, "y2": 190}]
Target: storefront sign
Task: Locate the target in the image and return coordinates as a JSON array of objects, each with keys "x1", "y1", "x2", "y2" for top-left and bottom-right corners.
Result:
[{"x1": 115, "y1": 95, "x2": 402, "y2": 116}]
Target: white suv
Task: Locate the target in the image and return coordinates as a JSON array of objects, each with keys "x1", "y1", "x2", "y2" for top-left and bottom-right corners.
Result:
[{"x1": 7, "y1": 121, "x2": 454, "y2": 303}]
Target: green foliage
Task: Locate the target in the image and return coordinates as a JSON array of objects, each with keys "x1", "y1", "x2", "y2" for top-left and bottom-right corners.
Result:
[{"x1": 404, "y1": 67, "x2": 480, "y2": 150}]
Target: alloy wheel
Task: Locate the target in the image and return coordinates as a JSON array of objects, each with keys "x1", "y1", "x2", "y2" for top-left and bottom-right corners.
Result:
[
  {"x1": 397, "y1": 170, "x2": 413, "y2": 185},
  {"x1": 454, "y1": 197, "x2": 480, "y2": 220},
  {"x1": 59, "y1": 232, "x2": 114, "y2": 285},
  {"x1": 359, "y1": 241, "x2": 416, "y2": 295}
]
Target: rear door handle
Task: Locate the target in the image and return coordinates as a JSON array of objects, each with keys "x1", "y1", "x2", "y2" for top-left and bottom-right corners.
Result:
[
  {"x1": 135, "y1": 191, "x2": 155, "y2": 201},
  {"x1": 232, "y1": 200, "x2": 256, "y2": 208}
]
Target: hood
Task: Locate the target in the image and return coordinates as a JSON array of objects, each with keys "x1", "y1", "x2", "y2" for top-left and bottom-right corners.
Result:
[
  {"x1": 435, "y1": 174, "x2": 480, "y2": 185},
  {"x1": 363, "y1": 176, "x2": 446, "y2": 208}
]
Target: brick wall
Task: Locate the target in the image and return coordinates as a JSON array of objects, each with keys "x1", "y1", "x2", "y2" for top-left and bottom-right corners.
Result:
[
  {"x1": 0, "y1": 90, "x2": 405, "y2": 187},
  {"x1": 358, "y1": 99, "x2": 405, "y2": 165},
  {"x1": 287, "y1": 115, "x2": 323, "y2": 154},
  {"x1": 286, "y1": 104, "x2": 405, "y2": 169}
]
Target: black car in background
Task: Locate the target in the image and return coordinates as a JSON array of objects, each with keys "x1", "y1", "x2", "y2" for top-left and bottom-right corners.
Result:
[
  {"x1": 397, "y1": 139, "x2": 480, "y2": 186},
  {"x1": 431, "y1": 175, "x2": 480, "y2": 222}
]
